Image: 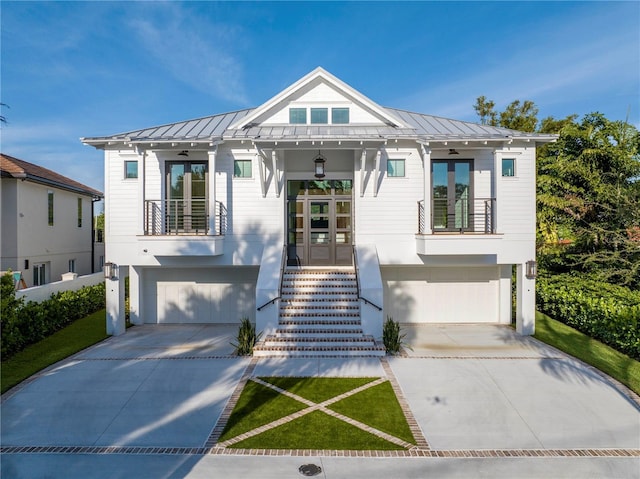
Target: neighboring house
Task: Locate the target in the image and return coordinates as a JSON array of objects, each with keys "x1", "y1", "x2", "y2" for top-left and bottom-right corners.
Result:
[
  {"x1": 82, "y1": 68, "x2": 556, "y2": 354},
  {"x1": 0, "y1": 154, "x2": 104, "y2": 288}
]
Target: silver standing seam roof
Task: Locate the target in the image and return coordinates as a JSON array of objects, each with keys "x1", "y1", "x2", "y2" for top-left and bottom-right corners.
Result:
[{"x1": 82, "y1": 107, "x2": 555, "y2": 146}]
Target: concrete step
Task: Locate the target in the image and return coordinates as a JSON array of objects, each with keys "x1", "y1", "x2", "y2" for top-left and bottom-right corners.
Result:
[
  {"x1": 275, "y1": 328, "x2": 364, "y2": 337},
  {"x1": 278, "y1": 318, "x2": 361, "y2": 328},
  {"x1": 263, "y1": 334, "x2": 376, "y2": 345},
  {"x1": 279, "y1": 313, "x2": 360, "y2": 320},
  {"x1": 253, "y1": 343, "x2": 386, "y2": 357},
  {"x1": 280, "y1": 306, "x2": 360, "y2": 317}
]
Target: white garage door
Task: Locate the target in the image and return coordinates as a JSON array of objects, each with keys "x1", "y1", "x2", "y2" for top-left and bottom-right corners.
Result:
[
  {"x1": 144, "y1": 267, "x2": 258, "y2": 324},
  {"x1": 383, "y1": 266, "x2": 500, "y2": 323}
]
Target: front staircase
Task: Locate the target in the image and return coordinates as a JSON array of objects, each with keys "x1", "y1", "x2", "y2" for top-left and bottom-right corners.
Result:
[{"x1": 253, "y1": 268, "x2": 385, "y2": 357}]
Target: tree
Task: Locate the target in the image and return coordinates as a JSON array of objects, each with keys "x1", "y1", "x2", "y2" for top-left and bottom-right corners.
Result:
[
  {"x1": 473, "y1": 96, "x2": 497, "y2": 126},
  {"x1": 539, "y1": 113, "x2": 640, "y2": 287},
  {"x1": 472, "y1": 97, "x2": 538, "y2": 132},
  {"x1": 473, "y1": 97, "x2": 640, "y2": 288}
]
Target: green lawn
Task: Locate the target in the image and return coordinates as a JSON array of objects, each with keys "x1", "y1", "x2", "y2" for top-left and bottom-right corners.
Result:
[
  {"x1": 221, "y1": 376, "x2": 415, "y2": 450},
  {"x1": 232, "y1": 410, "x2": 404, "y2": 450},
  {"x1": 1, "y1": 309, "x2": 108, "y2": 394},
  {"x1": 534, "y1": 311, "x2": 640, "y2": 395}
]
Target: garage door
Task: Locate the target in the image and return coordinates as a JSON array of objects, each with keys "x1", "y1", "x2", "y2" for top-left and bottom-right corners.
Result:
[
  {"x1": 144, "y1": 267, "x2": 258, "y2": 324},
  {"x1": 383, "y1": 266, "x2": 499, "y2": 323}
]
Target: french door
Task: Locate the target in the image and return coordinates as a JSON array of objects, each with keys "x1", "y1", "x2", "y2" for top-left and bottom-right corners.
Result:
[
  {"x1": 432, "y1": 160, "x2": 473, "y2": 232},
  {"x1": 287, "y1": 180, "x2": 353, "y2": 266},
  {"x1": 166, "y1": 162, "x2": 207, "y2": 234}
]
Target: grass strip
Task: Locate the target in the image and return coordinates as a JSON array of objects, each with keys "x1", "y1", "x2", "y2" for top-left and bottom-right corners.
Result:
[
  {"x1": 329, "y1": 380, "x2": 416, "y2": 444},
  {"x1": 261, "y1": 376, "x2": 376, "y2": 403},
  {"x1": 1, "y1": 309, "x2": 108, "y2": 394},
  {"x1": 534, "y1": 311, "x2": 640, "y2": 396},
  {"x1": 218, "y1": 380, "x2": 307, "y2": 441},
  {"x1": 230, "y1": 409, "x2": 404, "y2": 450}
]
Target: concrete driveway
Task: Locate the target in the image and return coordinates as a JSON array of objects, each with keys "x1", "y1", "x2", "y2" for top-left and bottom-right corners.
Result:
[{"x1": 2, "y1": 324, "x2": 639, "y2": 478}]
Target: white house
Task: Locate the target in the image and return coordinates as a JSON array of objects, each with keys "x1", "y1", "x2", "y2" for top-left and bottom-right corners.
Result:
[
  {"x1": 0, "y1": 153, "x2": 104, "y2": 288},
  {"x1": 82, "y1": 68, "x2": 556, "y2": 355}
]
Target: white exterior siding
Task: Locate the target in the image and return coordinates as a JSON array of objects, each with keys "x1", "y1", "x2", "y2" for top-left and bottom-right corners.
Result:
[{"x1": 354, "y1": 146, "x2": 423, "y2": 264}]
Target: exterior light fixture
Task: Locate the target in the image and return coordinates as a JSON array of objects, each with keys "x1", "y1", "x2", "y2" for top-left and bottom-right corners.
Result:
[
  {"x1": 525, "y1": 260, "x2": 537, "y2": 279},
  {"x1": 104, "y1": 262, "x2": 117, "y2": 280},
  {"x1": 178, "y1": 150, "x2": 189, "y2": 157},
  {"x1": 313, "y1": 151, "x2": 326, "y2": 178},
  {"x1": 448, "y1": 148, "x2": 459, "y2": 155}
]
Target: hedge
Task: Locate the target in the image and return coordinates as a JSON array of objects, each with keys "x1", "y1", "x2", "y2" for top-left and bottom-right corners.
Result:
[
  {"x1": 1, "y1": 272, "x2": 106, "y2": 359},
  {"x1": 536, "y1": 274, "x2": 640, "y2": 360}
]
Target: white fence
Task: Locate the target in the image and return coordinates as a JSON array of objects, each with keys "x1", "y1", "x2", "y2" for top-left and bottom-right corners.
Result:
[{"x1": 16, "y1": 272, "x2": 104, "y2": 303}]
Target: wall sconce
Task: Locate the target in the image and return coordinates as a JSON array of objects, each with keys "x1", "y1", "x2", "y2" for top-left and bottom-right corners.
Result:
[
  {"x1": 313, "y1": 151, "x2": 326, "y2": 178},
  {"x1": 525, "y1": 260, "x2": 537, "y2": 279},
  {"x1": 104, "y1": 262, "x2": 118, "y2": 280},
  {"x1": 178, "y1": 150, "x2": 189, "y2": 157},
  {"x1": 448, "y1": 148, "x2": 459, "y2": 155}
]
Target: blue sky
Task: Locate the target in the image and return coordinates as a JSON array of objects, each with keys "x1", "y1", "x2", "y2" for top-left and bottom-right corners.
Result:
[{"x1": 1, "y1": 1, "x2": 638, "y2": 193}]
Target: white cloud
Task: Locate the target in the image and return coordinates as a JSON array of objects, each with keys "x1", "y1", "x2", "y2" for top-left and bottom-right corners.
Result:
[{"x1": 128, "y1": 3, "x2": 248, "y2": 105}]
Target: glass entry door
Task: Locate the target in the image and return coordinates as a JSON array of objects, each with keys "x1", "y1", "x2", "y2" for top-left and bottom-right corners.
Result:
[
  {"x1": 287, "y1": 180, "x2": 353, "y2": 266},
  {"x1": 432, "y1": 160, "x2": 473, "y2": 232}
]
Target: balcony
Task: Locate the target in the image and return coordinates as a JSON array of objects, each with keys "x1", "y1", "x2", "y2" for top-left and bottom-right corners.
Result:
[
  {"x1": 137, "y1": 199, "x2": 226, "y2": 257},
  {"x1": 144, "y1": 199, "x2": 226, "y2": 236},
  {"x1": 416, "y1": 198, "x2": 503, "y2": 256},
  {"x1": 418, "y1": 198, "x2": 496, "y2": 235}
]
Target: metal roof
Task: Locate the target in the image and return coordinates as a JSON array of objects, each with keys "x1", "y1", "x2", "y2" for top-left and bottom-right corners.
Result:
[{"x1": 82, "y1": 106, "x2": 555, "y2": 147}]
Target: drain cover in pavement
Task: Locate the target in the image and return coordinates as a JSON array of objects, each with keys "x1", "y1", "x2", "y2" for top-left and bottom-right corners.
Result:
[{"x1": 299, "y1": 464, "x2": 322, "y2": 476}]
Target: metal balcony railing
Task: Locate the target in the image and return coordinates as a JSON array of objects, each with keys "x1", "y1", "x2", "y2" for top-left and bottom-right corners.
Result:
[
  {"x1": 144, "y1": 199, "x2": 227, "y2": 236},
  {"x1": 418, "y1": 197, "x2": 496, "y2": 234}
]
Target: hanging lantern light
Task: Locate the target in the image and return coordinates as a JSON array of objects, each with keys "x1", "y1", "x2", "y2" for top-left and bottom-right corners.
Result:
[{"x1": 313, "y1": 151, "x2": 326, "y2": 178}]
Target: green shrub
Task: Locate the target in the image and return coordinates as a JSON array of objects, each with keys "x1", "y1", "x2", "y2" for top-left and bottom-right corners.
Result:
[
  {"x1": 0, "y1": 272, "x2": 106, "y2": 359},
  {"x1": 537, "y1": 274, "x2": 640, "y2": 360},
  {"x1": 1, "y1": 272, "x2": 25, "y2": 356},
  {"x1": 231, "y1": 317, "x2": 262, "y2": 356},
  {"x1": 383, "y1": 316, "x2": 409, "y2": 355}
]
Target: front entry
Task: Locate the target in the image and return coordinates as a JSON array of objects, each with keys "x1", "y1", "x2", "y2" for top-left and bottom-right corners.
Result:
[{"x1": 287, "y1": 180, "x2": 353, "y2": 266}]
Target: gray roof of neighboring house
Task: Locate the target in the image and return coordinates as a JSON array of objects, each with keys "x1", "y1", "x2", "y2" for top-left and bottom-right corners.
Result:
[
  {"x1": 0, "y1": 153, "x2": 103, "y2": 197},
  {"x1": 82, "y1": 107, "x2": 554, "y2": 146}
]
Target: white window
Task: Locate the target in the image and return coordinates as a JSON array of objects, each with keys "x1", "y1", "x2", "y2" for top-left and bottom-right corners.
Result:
[
  {"x1": 387, "y1": 159, "x2": 405, "y2": 177},
  {"x1": 125, "y1": 160, "x2": 138, "y2": 179},
  {"x1": 310, "y1": 108, "x2": 328, "y2": 124},
  {"x1": 502, "y1": 158, "x2": 515, "y2": 177},
  {"x1": 289, "y1": 108, "x2": 307, "y2": 124},
  {"x1": 331, "y1": 108, "x2": 349, "y2": 124},
  {"x1": 234, "y1": 160, "x2": 252, "y2": 178}
]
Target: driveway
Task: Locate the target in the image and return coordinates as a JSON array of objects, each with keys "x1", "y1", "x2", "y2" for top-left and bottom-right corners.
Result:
[{"x1": 2, "y1": 324, "x2": 638, "y2": 478}]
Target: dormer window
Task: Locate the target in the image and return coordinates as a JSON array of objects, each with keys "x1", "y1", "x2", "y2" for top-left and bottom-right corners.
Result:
[
  {"x1": 310, "y1": 108, "x2": 328, "y2": 124},
  {"x1": 289, "y1": 107, "x2": 350, "y2": 125},
  {"x1": 332, "y1": 108, "x2": 349, "y2": 124},
  {"x1": 289, "y1": 108, "x2": 307, "y2": 124}
]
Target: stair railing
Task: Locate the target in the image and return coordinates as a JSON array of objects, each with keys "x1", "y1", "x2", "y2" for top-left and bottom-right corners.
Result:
[
  {"x1": 256, "y1": 245, "x2": 287, "y2": 311},
  {"x1": 352, "y1": 246, "x2": 383, "y2": 311}
]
